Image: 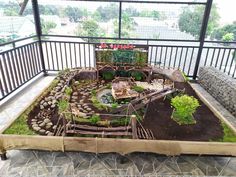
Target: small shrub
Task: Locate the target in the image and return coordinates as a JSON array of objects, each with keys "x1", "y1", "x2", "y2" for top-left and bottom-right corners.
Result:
[
  {"x1": 90, "y1": 115, "x2": 101, "y2": 125},
  {"x1": 105, "y1": 83, "x2": 112, "y2": 89},
  {"x1": 171, "y1": 95, "x2": 200, "y2": 125},
  {"x1": 111, "y1": 103, "x2": 119, "y2": 109},
  {"x1": 130, "y1": 71, "x2": 143, "y2": 81},
  {"x1": 132, "y1": 85, "x2": 144, "y2": 93},
  {"x1": 102, "y1": 71, "x2": 115, "y2": 80}
]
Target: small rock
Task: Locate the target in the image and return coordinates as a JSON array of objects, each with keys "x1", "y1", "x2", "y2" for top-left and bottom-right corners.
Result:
[
  {"x1": 33, "y1": 126, "x2": 41, "y2": 131},
  {"x1": 71, "y1": 96, "x2": 77, "y2": 100},
  {"x1": 52, "y1": 125, "x2": 57, "y2": 130},
  {"x1": 39, "y1": 122, "x2": 46, "y2": 127},
  {"x1": 47, "y1": 132, "x2": 54, "y2": 136},
  {"x1": 48, "y1": 101, "x2": 52, "y2": 105},
  {"x1": 51, "y1": 104, "x2": 56, "y2": 108},
  {"x1": 39, "y1": 129, "x2": 46, "y2": 133},
  {"x1": 43, "y1": 102, "x2": 48, "y2": 107},
  {"x1": 72, "y1": 92, "x2": 78, "y2": 96},
  {"x1": 40, "y1": 105, "x2": 44, "y2": 109},
  {"x1": 31, "y1": 119, "x2": 37, "y2": 122},
  {"x1": 44, "y1": 118, "x2": 50, "y2": 123},
  {"x1": 46, "y1": 125, "x2": 52, "y2": 129},
  {"x1": 78, "y1": 112, "x2": 87, "y2": 117},
  {"x1": 86, "y1": 108, "x2": 92, "y2": 111}
]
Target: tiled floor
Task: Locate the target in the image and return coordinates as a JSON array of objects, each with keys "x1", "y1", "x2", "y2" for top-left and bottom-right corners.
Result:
[{"x1": 0, "y1": 76, "x2": 236, "y2": 177}]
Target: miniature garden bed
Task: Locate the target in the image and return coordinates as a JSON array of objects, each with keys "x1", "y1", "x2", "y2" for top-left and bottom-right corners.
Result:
[{"x1": 1, "y1": 68, "x2": 236, "y2": 158}]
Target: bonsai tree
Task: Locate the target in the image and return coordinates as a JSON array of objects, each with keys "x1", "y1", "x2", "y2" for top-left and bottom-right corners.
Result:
[{"x1": 171, "y1": 95, "x2": 200, "y2": 125}]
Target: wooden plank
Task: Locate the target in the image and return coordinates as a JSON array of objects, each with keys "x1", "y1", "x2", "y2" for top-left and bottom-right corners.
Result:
[
  {"x1": 68, "y1": 124, "x2": 131, "y2": 132},
  {"x1": 66, "y1": 130, "x2": 132, "y2": 136},
  {"x1": 1, "y1": 135, "x2": 236, "y2": 156}
]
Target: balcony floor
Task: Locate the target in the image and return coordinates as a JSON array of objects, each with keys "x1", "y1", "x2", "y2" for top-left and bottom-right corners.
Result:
[{"x1": 0, "y1": 76, "x2": 236, "y2": 176}]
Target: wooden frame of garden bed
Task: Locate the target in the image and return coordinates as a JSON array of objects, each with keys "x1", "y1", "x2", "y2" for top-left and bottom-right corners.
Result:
[{"x1": 1, "y1": 81, "x2": 236, "y2": 158}]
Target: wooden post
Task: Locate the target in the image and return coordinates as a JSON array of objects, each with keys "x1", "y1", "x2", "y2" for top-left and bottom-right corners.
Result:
[{"x1": 131, "y1": 115, "x2": 138, "y2": 139}]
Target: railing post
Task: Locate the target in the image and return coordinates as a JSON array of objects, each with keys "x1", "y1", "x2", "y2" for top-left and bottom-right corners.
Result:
[
  {"x1": 32, "y1": 0, "x2": 47, "y2": 76},
  {"x1": 193, "y1": 0, "x2": 213, "y2": 80}
]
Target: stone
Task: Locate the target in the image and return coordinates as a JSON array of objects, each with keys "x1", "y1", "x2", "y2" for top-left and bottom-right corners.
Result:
[
  {"x1": 78, "y1": 112, "x2": 87, "y2": 118},
  {"x1": 44, "y1": 118, "x2": 50, "y2": 123},
  {"x1": 51, "y1": 104, "x2": 56, "y2": 108},
  {"x1": 52, "y1": 125, "x2": 57, "y2": 130},
  {"x1": 43, "y1": 102, "x2": 48, "y2": 107},
  {"x1": 72, "y1": 92, "x2": 78, "y2": 96},
  {"x1": 31, "y1": 119, "x2": 37, "y2": 122},
  {"x1": 39, "y1": 129, "x2": 46, "y2": 133},
  {"x1": 39, "y1": 122, "x2": 46, "y2": 127},
  {"x1": 40, "y1": 105, "x2": 44, "y2": 109},
  {"x1": 72, "y1": 96, "x2": 77, "y2": 100},
  {"x1": 46, "y1": 125, "x2": 52, "y2": 129},
  {"x1": 48, "y1": 101, "x2": 52, "y2": 105},
  {"x1": 33, "y1": 126, "x2": 41, "y2": 131},
  {"x1": 47, "y1": 132, "x2": 54, "y2": 136},
  {"x1": 86, "y1": 107, "x2": 92, "y2": 111}
]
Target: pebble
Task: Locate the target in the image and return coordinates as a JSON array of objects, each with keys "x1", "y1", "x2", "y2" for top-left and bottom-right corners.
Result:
[
  {"x1": 31, "y1": 119, "x2": 37, "y2": 122},
  {"x1": 72, "y1": 92, "x2": 78, "y2": 96},
  {"x1": 47, "y1": 132, "x2": 54, "y2": 136},
  {"x1": 72, "y1": 96, "x2": 77, "y2": 100},
  {"x1": 51, "y1": 104, "x2": 56, "y2": 108},
  {"x1": 43, "y1": 102, "x2": 48, "y2": 107},
  {"x1": 52, "y1": 125, "x2": 57, "y2": 130},
  {"x1": 39, "y1": 122, "x2": 46, "y2": 127},
  {"x1": 44, "y1": 118, "x2": 50, "y2": 123},
  {"x1": 39, "y1": 129, "x2": 46, "y2": 133},
  {"x1": 40, "y1": 105, "x2": 44, "y2": 109},
  {"x1": 86, "y1": 108, "x2": 92, "y2": 111},
  {"x1": 33, "y1": 126, "x2": 41, "y2": 131},
  {"x1": 78, "y1": 112, "x2": 87, "y2": 117}
]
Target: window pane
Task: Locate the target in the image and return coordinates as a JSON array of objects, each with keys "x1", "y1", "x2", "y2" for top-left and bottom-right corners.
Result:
[
  {"x1": 37, "y1": 0, "x2": 119, "y2": 39},
  {"x1": 121, "y1": 2, "x2": 205, "y2": 40},
  {"x1": 0, "y1": 0, "x2": 35, "y2": 46}
]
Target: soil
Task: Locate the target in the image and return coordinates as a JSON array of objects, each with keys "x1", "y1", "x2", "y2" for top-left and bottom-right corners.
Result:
[
  {"x1": 26, "y1": 76, "x2": 224, "y2": 140},
  {"x1": 141, "y1": 82, "x2": 224, "y2": 141}
]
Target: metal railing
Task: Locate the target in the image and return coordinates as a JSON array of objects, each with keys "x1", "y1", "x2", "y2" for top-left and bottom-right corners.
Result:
[
  {"x1": 0, "y1": 37, "x2": 43, "y2": 101},
  {"x1": 0, "y1": 35, "x2": 236, "y2": 101}
]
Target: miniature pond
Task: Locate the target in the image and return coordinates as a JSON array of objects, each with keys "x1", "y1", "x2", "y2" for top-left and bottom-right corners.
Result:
[{"x1": 3, "y1": 69, "x2": 236, "y2": 142}]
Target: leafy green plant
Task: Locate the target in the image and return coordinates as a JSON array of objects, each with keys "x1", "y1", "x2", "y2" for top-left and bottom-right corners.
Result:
[
  {"x1": 57, "y1": 99, "x2": 69, "y2": 114},
  {"x1": 111, "y1": 103, "x2": 119, "y2": 109},
  {"x1": 65, "y1": 86, "x2": 73, "y2": 96},
  {"x1": 220, "y1": 123, "x2": 236, "y2": 142},
  {"x1": 130, "y1": 71, "x2": 144, "y2": 81},
  {"x1": 132, "y1": 85, "x2": 144, "y2": 93},
  {"x1": 171, "y1": 95, "x2": 200, "y2": 125},
  {"x1": 102, "y1": 71, "x2": 115, "y2": 80},
  {"x1": 91, "y1": 89, "x2": 97, "y2": 96},
  {"x1": 90, "y1": 115, "x2": 101, "y2": 124}
]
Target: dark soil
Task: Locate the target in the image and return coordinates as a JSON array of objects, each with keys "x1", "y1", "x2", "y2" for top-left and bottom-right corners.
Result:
[{"x1": 141, "y1": 82, "x2": 224, "y2": 141}]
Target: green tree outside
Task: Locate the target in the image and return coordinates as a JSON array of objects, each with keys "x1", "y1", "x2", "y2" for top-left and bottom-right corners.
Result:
[{"x1": 178, "y1": 4, "x2": 219, "y2": 38}]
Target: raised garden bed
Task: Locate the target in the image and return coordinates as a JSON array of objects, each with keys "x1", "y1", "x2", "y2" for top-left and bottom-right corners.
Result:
[{"x1": 1, "y1": 68, "x2": 236, "y2": 158}]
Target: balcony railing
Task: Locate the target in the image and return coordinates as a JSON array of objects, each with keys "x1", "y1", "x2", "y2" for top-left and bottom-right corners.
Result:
[{"x1": 0, "y1": 35, "x2": 235, "y2": 101}]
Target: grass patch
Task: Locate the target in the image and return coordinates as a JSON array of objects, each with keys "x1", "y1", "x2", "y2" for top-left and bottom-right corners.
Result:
[
  {"x1": 132, "y1": 85, "x2": 144, "y2": 93},
  {"x1": 220, "y1": 122, "x2": 236, "y2": 142},
  {"x1": 3, "y1": 78, "x2": 59, "y2": 135},
  {"x1": 3, "y1": 114, "x2": 35, "y2": 135}
]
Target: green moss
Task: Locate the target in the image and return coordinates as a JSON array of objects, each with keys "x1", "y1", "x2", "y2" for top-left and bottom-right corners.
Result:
[
  {"x1": 3, "y1": 114, "x2": 35, "y2": 135},
  {"x1": 132, "y1": 85, "x2": 145, "y2": 93},
  {"x1": 91, "y1": 96, "x2": 108, "y2": 111},
  {"x1": 220, "y1": 123, "x2": 236, "y2": 142}
]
